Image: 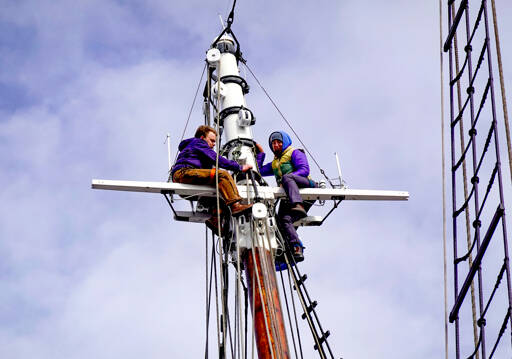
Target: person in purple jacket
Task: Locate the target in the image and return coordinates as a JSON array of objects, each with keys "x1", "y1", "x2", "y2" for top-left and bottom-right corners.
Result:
[
  {"x1": 171, "y1": 125, "x2": 253, "y2": 216},
  {"x1": 256, "y1": 131, "x2": 317, "y2": 263}
]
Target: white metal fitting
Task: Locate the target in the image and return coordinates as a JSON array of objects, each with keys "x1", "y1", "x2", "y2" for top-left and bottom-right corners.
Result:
[
  {"x1": 252, "y1": 203, "x2": 268, "y2": 219},
  {"x1": 212, "y1": 81, "x2": 226, "y2": 98},
  {"x1": 206, "y1": 48, "x2": 221, "y2": 65},
  {"x1": 237, "y1": 153, "x2": 247, "y2": 165},
  {"x1": 237, "y1": 109, "x2": 252, "y2": 127}
]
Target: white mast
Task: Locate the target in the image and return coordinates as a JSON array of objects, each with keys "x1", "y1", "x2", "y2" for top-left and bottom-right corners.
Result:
[
  {"x1": 91, "y1": 17, "x2": 409, "y2": 359},
  {"x1": 206, "y1": 35, "x2": 257, "y2": 171}
]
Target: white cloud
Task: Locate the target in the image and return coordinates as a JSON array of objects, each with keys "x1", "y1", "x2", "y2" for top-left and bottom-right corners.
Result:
[{"x1": 1, "y1": 1, "x2": 512, "y2": 358}]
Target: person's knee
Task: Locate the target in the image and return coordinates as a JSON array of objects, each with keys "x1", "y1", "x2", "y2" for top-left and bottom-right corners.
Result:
[
  {"x1": 281, "y1": 173, "x2": 294, "y2": 183},
  {"x1": 216, "y1": 170, "x2": 232, "y2": 183},
  {"x1": 279, "y1": 214, "x2": 293, "y2": 225}
]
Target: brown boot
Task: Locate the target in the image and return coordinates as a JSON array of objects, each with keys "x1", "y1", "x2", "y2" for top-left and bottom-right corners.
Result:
[
  {"x1": 205, "y1": 208, "x2": 222, "y2": 234},
  {"x1": 230, "y1": 202, "x2": 253, "y2": 216},
  {"x1": 290, "y1": 203, "x2": 307, "y2": 218},
  {"x1": 205, "y1": 215, "x2": 220, "y2": 233}
]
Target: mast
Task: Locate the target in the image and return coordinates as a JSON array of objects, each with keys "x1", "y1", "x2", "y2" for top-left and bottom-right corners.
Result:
[
  {"x1": 206, "y1": 34, "x2": 290, "y2": 358},
  {"x1": 91, "y1": 9, "x2": 409, "y2": 358}
]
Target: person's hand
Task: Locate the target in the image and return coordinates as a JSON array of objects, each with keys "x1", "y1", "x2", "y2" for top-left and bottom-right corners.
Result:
[
  {"x1": 255, "y1": 143, "x2": 264, "y2": 154},
  {"x1": 241, "y1": 164, "x2": 253, "y2": 172}
]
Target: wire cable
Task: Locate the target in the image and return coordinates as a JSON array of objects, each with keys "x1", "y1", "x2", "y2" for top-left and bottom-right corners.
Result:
[
  {"x1": 241, "y1": 62, "x2": 335, "y2": 188},
  {"x1": 174, "y1": 63, "x2": 207, "y2": 166},
  {"x1": 212, "y1": 62, "x2": 228, "y2": 358},
  {"x1": 439, "y1": 2, "x2": 449, "y2": 358},
  {"x1": 490, "y1": 0, "x2": 512, "y2": 183}
]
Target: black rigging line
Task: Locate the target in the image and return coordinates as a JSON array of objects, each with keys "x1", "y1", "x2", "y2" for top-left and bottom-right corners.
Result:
[
  {"x1": 488, "y1": 310, "x2": 510, "y2": 359},
  {"x1": 279, "y1": 271, "x2": 301, "y2": 359},
  {"x1": 287, "y1": 269, "x2": 305, "y2": 358},
  {"x1": 173, "y1": 63, "x2": 207, "y2": 167},
  {"x1": 241, "y1": 62, "x2": 336, "y2": 188},
  {"x1": 205, "y1": 230, "x2": 218, "y2": 358},
  {"x1": 226, "y1": 0, "x2": 237, "y2": 27}
]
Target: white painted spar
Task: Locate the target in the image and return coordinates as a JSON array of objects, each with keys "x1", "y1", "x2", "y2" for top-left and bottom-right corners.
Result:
[{"x1": 91, "y1": 179, "x2": 409, "y2": 201}]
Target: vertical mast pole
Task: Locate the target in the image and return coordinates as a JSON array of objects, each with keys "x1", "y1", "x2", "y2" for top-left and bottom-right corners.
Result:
[{"x1": 206, "y1": 34, "x2": 290, "y2": 358}]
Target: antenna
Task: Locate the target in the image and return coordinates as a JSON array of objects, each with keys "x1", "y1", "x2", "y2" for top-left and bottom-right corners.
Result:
[
  {"x1": 335, "y1": 152, "x2": 343, "y2": 188},
  {"x1": 165, "y1": 133, "x2": 171, "y2": 173},
  {"x1": 218, "y1": 14, "x2": 226, "y2": 29}
]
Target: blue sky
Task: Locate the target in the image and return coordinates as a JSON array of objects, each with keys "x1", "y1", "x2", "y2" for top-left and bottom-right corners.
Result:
[{"x1": 1, "y1": 1, "x2": 512, "y2": 358}]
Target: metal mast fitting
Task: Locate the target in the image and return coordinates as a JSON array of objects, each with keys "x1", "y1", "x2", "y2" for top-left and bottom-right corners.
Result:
[
  {"x1": 207, "y1": 32, "x2": 290, "y2": 358},
  {"x1": 91, "y1": 8, "x2": 409, "y2": 358},
  {"x1": 207, "y1": 35, "x2": 257, "y2": 170}
]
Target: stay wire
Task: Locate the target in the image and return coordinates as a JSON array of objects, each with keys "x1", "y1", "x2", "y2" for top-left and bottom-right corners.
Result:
[
  {"x1": 235, "y1": 224, "x2": 245, "y2": 359},
  {"x1": 241, "y1": 62, "x2": 335, "y2": 188},
  {"x1": 249, "y1": 220, "x2": 276, "y2": 359},
  {"x1": 490, "y1": 0, "x2": 512, "y2": 184},
  {"x1": 213, "y1": 66, "x2": 228, "y2": 357},
  {"x1": 439, "y1": 1, "x2": 449, "y2": 358},
  {"x1": 279, "y1": 270, "x2": 301, "y2": 359},
  {"x1": 174, "y1": 63, "x2": 207, "y2": 166},
  {"x1": 205, "y1": 228, "x2": 210, "y2": 358},
  {"x1": 226, "y1": 0, "x2": 237, "y2": 26}
]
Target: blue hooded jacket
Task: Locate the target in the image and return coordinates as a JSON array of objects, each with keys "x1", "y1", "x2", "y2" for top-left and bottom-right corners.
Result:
[
  {"x1": 267, "y1": 131, "x2": 292, "y2": 152},
  {"x1": 257, "y1": 130, "x2": 310, "y2": 178}
]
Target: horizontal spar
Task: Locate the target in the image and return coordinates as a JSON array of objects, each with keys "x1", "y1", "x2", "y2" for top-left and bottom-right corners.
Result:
[{"x1": 92, "y1": 179, "x2": 409, "y2": 201}]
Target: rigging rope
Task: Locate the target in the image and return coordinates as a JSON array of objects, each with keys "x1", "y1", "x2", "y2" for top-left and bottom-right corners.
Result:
[
  {"x1": 226, "y1": 0, "x2": 237, "y2": 27},
  {"x1": 205, "y1": 228, "x2": 210, "y2": 358},
  {"x1": 451, "y1": 1, "x2": 480, "y2": 352},
  {"x1": 445, "y1": 0, "x2": 512, "y2": 357},
  {"x1": 279, "y1": 271, "x2": 300, "y2": 359},
  {"x1": 241, "y1": 62, "x2": 335, "y2": 188},
  {"x1": 174, "y1": 63, "x2": 207, "y2": 166},
  {"x1": 439, "y1": 2, "x2": 449, "y2": 358},
  {"x1": 213, "y1": 62, "x2": 229, "y2": 358},
  {"x1": 249, "y1": 220, "x2": 276, "y2": 359},
  {"x1": 285, "y1": 270, "x2": 305, "y2": 358},
  {"x1": 490, "y1": 0, "x2": 512, "y2": 184}
]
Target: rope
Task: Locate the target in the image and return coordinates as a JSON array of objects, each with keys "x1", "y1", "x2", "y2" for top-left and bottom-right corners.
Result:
[
  {"x1": 213, "y1": 63, "x2": 228, "y2": 357},
  {"x1": 241, "y1": 62, "x2": 335, "y2": 188},
  {"x1": 286, "y1": 270, "x2": 304, "y2": 358},
  {"x1": 205, "y1": 228, "x2": 210, "y2": 358},
  {"x1": 226, "y1": 0, "x2": 237, "y2": 27},
  {"x1": 249, "y1": 220, "x2": 276, "y2": 359},
  {"x1": 439, "y1": 2, "x2": 449, "y2": 358},
  {"x1": 283, "y1": 253, "x2": 325, "y2": 359},
  {"x1": 212, "y1": 229, "x2": 223, "y2": 358},
  {"x1": 279, "y1": 271, "x2": 300, "y2": 359},
  {"x1": 490, "y1": 0, "x2": 512, "y2": 184},
  {"x1": 235, "y1": 224, "x2": 246, "y2": 359},
  {"x1": 174, "y1": 63, "x2": 207, "y2": 165},
  {"x1": 451, "y1": 1, "x2": 480, "y2": 353},
  {"x1": 262, "y1": 220, "x2": 287, "y2": 355}
]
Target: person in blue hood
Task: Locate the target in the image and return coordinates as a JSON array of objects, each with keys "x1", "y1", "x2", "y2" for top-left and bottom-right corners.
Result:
[
  {"x1": 256, "y1": 131, "x2": 317, "y2": 263},
  {"x1": 171, "y1": 125, "x2": 253, "y2": 216}
]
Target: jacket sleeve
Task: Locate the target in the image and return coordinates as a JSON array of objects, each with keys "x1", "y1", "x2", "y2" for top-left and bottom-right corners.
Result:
[
  {"x1": 256, "y1": 152, "x2": 274, "y2": 177},
  {"x1": 290, "y1": 149, "x2": 310, "y2": 177},
  {"x1": 199, "y1": 142, "x2": 242, "y2": 172}
]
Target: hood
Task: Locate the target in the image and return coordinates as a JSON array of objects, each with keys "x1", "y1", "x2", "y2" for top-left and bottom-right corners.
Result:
[
  {"x1": 268, "y1": 131, "x2": 292, "y2": 153},
  {"x1": 178, "y1": 137, "x2": 200, "y2": 151}
]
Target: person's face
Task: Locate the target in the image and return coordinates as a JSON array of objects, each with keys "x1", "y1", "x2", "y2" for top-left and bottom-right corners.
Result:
[
  {"x1": 202, "y1": 131, "x2": 216, "y2": 149},
  {"x1": 271, "y1": 139, "x2": 283, "y2": 154}
]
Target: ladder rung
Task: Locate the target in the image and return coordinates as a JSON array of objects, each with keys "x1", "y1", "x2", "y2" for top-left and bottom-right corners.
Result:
[
  {"x1": 302, "y1": 300, "x2": 318, "y2": 319},
  {"x1": 293, "y1": 274, "x2": 308, "y2": 290},
  {"x1": 313, "y1": 330, "x2": 331, "y2": 350}
]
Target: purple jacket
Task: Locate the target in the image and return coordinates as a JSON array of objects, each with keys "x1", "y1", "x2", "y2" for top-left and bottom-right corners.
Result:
[
  {"x1": 171, "y1": 137, "x2": 242, "y2": 176},
  {"x1": 256, "y1": 149, "x2": 310, "y2": 178}
]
